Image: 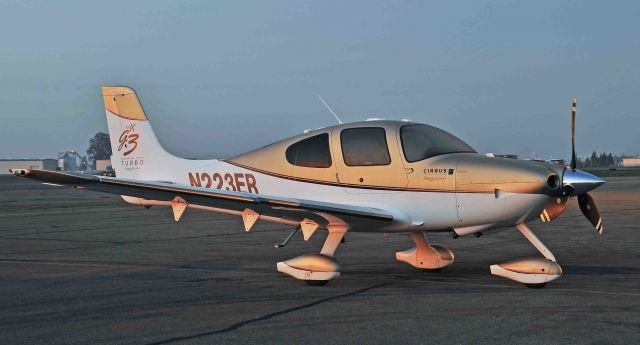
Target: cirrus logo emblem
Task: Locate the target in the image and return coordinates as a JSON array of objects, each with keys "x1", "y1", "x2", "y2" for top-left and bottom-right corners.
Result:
[{"x1": 118, "y1": 124, "x2": 140, "y2": 157}]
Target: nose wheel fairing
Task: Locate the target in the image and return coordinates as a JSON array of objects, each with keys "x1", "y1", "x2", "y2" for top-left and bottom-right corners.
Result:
[
  {"x1": 490, "y1": 257, "x2": 562, "y2": 287},
  {"x1": 490, "y1": 223, "x2": 562, "y2": 288}
]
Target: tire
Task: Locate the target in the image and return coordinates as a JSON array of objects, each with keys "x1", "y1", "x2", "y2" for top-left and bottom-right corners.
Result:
[
  {"x1": 524, "y1": 283, "x2": 547, "y2": 289},
  {"x1": 425, "y1": 267, "x2": 445, "y2": 272}
]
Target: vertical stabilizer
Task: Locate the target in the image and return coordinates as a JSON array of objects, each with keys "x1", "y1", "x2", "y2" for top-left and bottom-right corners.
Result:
[{"x1": 102, "y1": 86, "x2": 173, "y2": 180}]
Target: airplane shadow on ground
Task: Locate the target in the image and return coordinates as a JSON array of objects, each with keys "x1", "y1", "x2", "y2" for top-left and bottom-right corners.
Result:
[
  {"x1": 144, "y1": 283, "x2": 390, "y2": 345},
  {"x1": 562, "y1": 265, "x2": 640, "y2": 275}
]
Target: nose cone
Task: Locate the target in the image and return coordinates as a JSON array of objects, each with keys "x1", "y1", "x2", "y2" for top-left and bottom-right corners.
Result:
[{"x1": 563, "y1": 169, "x2": 605, "y2": 196}]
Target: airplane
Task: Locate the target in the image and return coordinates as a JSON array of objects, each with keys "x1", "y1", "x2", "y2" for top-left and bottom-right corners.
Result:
[{"x1": 10, "y1": 86, "x2": 605, "y2": 288}]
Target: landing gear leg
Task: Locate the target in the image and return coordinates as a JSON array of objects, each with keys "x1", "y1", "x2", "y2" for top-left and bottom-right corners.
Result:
[
  {"x1": 396, "y1": 232, "x2": 455, "y2": 270},
  {"x1": 320, "y1": 225, "x2": 347, "y2": 256},
  {"x1": 490, "y1": 223, "x2": 563, "y2": 288},
  {"x1": 277, "y1": 223, "x2": 347, "y2": 285}
]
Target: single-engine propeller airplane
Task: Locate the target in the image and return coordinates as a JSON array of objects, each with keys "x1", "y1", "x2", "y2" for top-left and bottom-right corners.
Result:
[{"x1": 11, "y1": 86, "x2": 605, "y2": 288}]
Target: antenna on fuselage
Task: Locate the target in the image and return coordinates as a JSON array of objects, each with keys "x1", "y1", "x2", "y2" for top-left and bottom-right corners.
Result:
[{"x1": 317, "y1": 95, "x2": 343, "y2": 124}]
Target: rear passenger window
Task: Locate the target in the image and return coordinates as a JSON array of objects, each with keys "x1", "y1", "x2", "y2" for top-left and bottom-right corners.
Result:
[
  {"x1": 341, "y1": 127, "x2": 391, "y2": 166},
  {"x1": 285, "y1": 133, "x2": 332, "y2": 168}
]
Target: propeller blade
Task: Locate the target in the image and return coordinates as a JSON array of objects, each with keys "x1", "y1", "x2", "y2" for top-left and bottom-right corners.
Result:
[
  {"x1": 540, "y1": 197, "x2": 569, "y2": 222},
  {"x1": 578, "y1": 193, "x2": 604, "y2": 235},
  {"x1": 570, "y1": 97, "x2": 577, "y2": 170}
]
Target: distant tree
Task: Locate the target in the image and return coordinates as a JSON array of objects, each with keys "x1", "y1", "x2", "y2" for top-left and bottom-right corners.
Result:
[
  {"x1": 86, "y1": 132, "x2": 112, "y2": 165},
  {"x1": 590, "y1": 151, "x2": 598, "y2": 168},
  {"x1": 613, "y1": 154, "x2": 623, "y2": 166},
  {"x1": 579, "y1": 151, "x2": 617, "y2": 168},
  {"x1": 598, "y1": 152, "x2": 607, "y2": 167}
]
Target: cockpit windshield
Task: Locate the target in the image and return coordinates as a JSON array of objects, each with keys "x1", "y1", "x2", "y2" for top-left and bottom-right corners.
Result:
[{"x1": 400, "y1": 124, "x2": 476, "y2": 162}]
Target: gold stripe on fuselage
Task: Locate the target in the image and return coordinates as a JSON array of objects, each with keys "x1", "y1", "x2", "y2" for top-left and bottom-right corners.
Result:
[{"x1": 227, "y1": 160, "x2": 495, "y2": 194}]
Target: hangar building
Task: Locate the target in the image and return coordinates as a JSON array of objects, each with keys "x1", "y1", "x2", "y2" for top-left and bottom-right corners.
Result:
[
  {"x1": 0, "y1": 159, "x2": 57, "y2": 175},
  {"x1": 95, "y1": 159, "x2": 112, "y2": 171},
  {"x1": 622, "y1": 158, "x2": 640, "y2": 167}
]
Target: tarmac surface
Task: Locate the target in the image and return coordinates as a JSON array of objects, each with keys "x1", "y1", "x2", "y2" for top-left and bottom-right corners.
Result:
[{"x1": 0, "y1": 175, "x2": 638, "y2": 344}]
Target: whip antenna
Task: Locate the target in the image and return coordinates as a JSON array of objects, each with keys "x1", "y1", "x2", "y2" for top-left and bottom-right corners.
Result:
[{"x1": 317, "y1": 95, "x2": 343, "y2": 124}]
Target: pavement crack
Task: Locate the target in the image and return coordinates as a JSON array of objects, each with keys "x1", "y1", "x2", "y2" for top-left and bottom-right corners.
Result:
[{"x1": 145, "y1": 283, "x2": 388, "y2": 345}]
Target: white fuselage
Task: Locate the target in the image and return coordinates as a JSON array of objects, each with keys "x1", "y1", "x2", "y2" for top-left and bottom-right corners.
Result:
[
  {"x1": 119, "y1": 156, "x2": 550, "y2": 233},
  {"x1": 107, "y1": 110, "x2": 552, "y2": 234}
]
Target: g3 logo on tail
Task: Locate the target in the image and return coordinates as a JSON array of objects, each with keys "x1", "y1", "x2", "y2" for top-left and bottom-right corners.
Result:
[{"x1": 118, "y1": 124, "x2": 140, "y2": 156}]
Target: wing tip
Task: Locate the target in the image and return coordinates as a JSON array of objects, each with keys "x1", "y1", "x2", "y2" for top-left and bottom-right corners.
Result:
[{"x1": 8, "y1": 168, "x2": 30, "y2": 176}]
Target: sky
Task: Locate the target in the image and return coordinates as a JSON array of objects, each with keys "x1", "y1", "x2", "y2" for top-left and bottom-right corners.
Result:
[{"x1": 0, "y1": 0, "x2": 638, "y2": 160}]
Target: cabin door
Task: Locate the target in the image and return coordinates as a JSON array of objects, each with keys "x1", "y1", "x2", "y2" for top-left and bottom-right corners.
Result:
[{"x1": 331, "y1": 125, "x2": 408, "y2": 194}]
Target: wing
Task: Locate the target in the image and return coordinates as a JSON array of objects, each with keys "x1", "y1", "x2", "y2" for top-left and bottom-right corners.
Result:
[{"x1": 10, "y1": 169, "x2": 401, "y2": 232}]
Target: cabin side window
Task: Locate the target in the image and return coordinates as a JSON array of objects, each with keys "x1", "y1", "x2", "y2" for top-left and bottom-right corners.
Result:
[
  {"x1": 340, "y1": 127, "x2": 391, "y2": 166},
  {"x1": 400, "y1": 124, "x2": 476, "y2": 162},
  {"x1": 285, "y1": 133, "x2": 332, "y2": 168}
]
